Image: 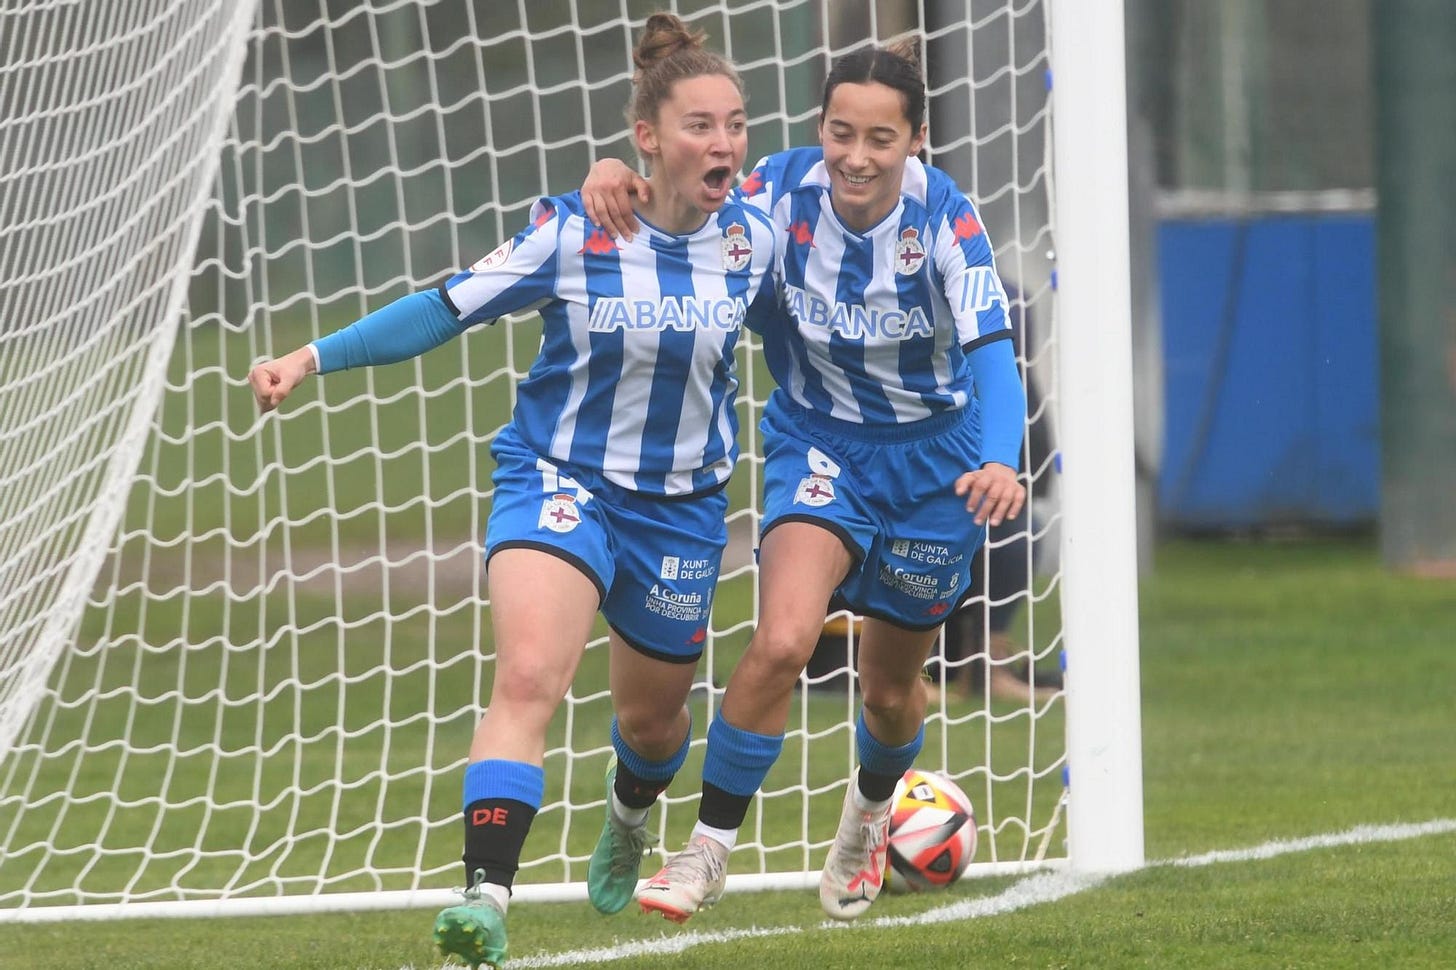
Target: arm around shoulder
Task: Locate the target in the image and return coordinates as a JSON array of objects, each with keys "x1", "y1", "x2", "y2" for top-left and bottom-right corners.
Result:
[{"x1": 581, "y1": 158, "x2": 649, "y2": 240}]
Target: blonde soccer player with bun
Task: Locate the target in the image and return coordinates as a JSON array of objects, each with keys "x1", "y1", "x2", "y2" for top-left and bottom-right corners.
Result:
[
  {"x1": 583, "y1": 39, "x2": 1027, "y2": 924},
  {"x1": 249, "y1": 13, "x2": 774, "y2": 967}
]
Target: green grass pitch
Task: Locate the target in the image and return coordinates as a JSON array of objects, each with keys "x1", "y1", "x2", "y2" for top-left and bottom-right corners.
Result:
[
  {"x1": 2, "y1": 536, "x2": 1453, "y2": 968},
  {"x1": 2, "y1": 317, "x2": 1453, "y2": 966}
]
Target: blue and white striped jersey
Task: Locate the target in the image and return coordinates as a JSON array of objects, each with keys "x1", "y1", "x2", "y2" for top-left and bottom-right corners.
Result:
[
  {"x1": 441, "y1": 193, "x2": 776, "y2": 496},
  {"x1": 738, "y1": 147, "x2": 1011, "y2": 426}
]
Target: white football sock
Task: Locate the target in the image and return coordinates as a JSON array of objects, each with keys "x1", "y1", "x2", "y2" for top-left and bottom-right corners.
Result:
[
  {"x1": 610, "y1": 789, "x2": 651, "y2": 828},
  {"x1": 690, "y1": 820, "x2": 738, "y2": 851},
  {"x1": 484, "y1": 882, "x2": 510, "y2": 912}
]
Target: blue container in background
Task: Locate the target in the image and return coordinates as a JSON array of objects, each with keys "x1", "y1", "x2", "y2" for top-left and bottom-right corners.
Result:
[{"x1": 1157, "y1": 214, "x2": 1379, "y2": 529}]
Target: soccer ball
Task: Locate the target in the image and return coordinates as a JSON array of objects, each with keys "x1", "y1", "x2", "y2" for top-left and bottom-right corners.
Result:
[{"x1": 884, "y1": 768, "x2": 977, "y2": 893}]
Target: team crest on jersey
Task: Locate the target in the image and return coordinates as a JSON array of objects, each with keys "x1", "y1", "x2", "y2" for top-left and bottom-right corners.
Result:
[
  {"x1": 470, "y1": 239, "x2": 513, "y2": 272},
  {"x1": 721, "y1": 222, "x2": 752, "y2": 271},
  {"x1": 894, "y1": 227, "x2": 927, "y2": 276},
  {"x1": 538, "y1": 493, "x2": 581, "y2": 533},
  {"x1": 794, "y1": 474, "x2": 837, "y2": 508}
]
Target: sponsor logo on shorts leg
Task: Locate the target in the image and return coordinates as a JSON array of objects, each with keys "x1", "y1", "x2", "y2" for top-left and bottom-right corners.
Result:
[
  {"x1": 643, "y1": 584, "x2": 711, "y2": 622},
  {"x1": 889, "y1": 540, "x2": 965, "y2": 567},
  {"x1": 660, "y1": 556, "x2": 716, "y2": 580},
  {"x1": 538, "y1": 493, "x2": 581, "y2": 533},
  {"x1": 794, "y1": 474, "x2": 836, "y2": 507},
  {"x1": 924, "y1": 572, "x2": 964, "y2": 616},
  {"x1": 877, "y1": 564, "x2": 940, "y2": 600}
]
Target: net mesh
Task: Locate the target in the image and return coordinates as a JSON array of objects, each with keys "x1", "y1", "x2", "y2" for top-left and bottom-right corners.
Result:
[{"x1": 0, "y1": 0, "x2": 1064, "y2": 916}]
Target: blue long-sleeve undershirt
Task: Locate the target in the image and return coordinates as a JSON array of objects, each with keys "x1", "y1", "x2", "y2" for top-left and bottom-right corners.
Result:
[
  {"x1": 967, "y1": 336, "x2": 1027, "y2": 470},
  {"x1": 310, "y1": 289, "x2": 466, "y2": 373},
  {"x1": 311, "y1": 287, "x2": 1024, "y2": 471}
]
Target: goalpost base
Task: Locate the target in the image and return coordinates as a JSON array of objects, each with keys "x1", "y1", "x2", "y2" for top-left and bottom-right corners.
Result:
[{"x1": 0, "y1": 859, "x2": 1065, "y2": 924}]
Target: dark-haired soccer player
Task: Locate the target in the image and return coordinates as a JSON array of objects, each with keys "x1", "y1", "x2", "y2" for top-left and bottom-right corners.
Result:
[{"x1": 584, "y1": 39, "x2": 1026, "y2": 924}]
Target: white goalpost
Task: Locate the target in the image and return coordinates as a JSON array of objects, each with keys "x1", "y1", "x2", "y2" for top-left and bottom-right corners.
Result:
[
  {"x1": 1048, "y1": 0, "x2": 1145, "y2": 875},
  {"x1": 0, "y1": 0, "x2": 1141, "y2": 923}
]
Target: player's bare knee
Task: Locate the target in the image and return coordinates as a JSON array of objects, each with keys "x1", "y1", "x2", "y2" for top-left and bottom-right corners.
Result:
[
  {"x1": 489, "y1": 665, "x2": 565, "y2": 716},
  {"x1": 858, "y1": 686, "x2": 921, "y2": 725},
  {"x1": 615, "y1": 704, "x2": 687, "y2": 757},
  {"x1": 746, "y1": 624, "x2": 820, "y2": 683}
]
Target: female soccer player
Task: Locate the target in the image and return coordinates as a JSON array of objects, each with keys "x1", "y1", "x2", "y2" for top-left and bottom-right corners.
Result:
[
  {"x1": 247, "y1": 14, "x2": 773, "y2": 967},
  {"x1": 581, "y1": 40, "x2": 1027, "y2": 923}
]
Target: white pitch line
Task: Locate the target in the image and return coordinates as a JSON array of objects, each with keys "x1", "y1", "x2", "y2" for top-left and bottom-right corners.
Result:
[
  {"x1": 1165, "y1": 818, "x2": 1456, "y2": 868},
  {"x1": 490, "y1": 817, "x2": 1456, "y2": 969}
]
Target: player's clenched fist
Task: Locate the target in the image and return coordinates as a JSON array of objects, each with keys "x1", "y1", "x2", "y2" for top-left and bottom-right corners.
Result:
[{"x1": 247, "y1": 347, "x2": 316, "y2": 413}]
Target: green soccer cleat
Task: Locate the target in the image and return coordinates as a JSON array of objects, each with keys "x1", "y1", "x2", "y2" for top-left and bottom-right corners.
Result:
[
  {"x1": 587, "y1": 764, "x2": 658, "y2": 915},
  {"x1": 433, "y1": 868, "x2": 508, "y2": 969}
]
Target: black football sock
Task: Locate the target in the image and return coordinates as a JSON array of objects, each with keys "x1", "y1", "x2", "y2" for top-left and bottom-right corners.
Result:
[{"x1": 462, "y1": 797, "x2": 537, "y2": 890}]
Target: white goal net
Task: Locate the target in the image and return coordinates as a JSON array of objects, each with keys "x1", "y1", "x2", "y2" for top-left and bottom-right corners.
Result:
[{"x1": 0, "y1": 0, "x2": 1138, "y2": 921}]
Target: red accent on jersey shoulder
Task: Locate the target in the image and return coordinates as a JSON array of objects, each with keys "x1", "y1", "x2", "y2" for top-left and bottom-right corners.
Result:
[
  {"x1": 952, "y1": 212, "x2": 982, "y2": 241},
  {"x1": 788, "y1": 221, "x2": 815, "y2": 246},
  {"x1": 740, "y1": 169, "x2": 765, "y2": 196}
]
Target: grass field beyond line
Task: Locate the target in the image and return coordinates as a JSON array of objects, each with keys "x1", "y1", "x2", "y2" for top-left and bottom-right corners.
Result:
[{"x1": 1, "y1": 536, "x2": 1453, "y2": 968}]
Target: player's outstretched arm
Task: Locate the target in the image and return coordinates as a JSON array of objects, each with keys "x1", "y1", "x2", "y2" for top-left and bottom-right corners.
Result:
[
  {"x1": 954, "y1": 462, "x2": 1025, "y2": 528},
  {"x1": 581, "y1": 158, "x2": 649, "y2": 241},
  {"x1": 247, "y1": 346, "x2": 316, "y2": 414}
]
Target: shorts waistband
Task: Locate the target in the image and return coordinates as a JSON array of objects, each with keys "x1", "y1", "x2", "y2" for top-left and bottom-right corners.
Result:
[{"x1": 775, "y1": 395, "x2": 970, "y2": 444}]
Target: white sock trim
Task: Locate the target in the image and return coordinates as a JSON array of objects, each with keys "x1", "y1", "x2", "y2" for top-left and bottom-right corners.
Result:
[
  {"x1": 691, "y1": 821, "x2": 738, "y2": 851},
  {"x1": 484, "y1": 883, "x2": 510, "y2": 912},
  {"x1": 610, "y1": 789, "x2": 651, "y2": 829}
]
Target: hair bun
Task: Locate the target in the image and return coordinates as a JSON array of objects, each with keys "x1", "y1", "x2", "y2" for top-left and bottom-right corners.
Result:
[
  {"x1": 633, "y1": 12, "x2": 707, "y2": 71},
  {"x1": 885, "y1": 36, "x2": 921, "y2": 68}
]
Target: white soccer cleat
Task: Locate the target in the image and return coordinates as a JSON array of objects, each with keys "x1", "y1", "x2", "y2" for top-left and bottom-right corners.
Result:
[
  {"x1": 637, "y1": 833, "x2": 729, "y2": 923},
  {"x1": 819, "y1": 771, "x2": 893, "y2": 920}
]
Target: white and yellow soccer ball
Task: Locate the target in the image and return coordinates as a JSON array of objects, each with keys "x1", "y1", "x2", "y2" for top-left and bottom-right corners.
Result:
[{"x1": 884, "y1": 768, "x2": 977, "y2": 893}]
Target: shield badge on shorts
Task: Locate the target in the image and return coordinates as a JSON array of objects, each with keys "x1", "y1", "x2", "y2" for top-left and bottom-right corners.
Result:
[
  {"x1": 793, "y1": 474, "x2": 836, "y2": 507},
  {"x1": 539, "y1": 493, "x2": 581, "y2": 533}
]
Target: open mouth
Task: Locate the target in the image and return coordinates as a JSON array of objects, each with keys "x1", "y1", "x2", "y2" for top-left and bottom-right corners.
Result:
[
  {"x1": 704, "y1": 167, "x2": 732, "y2": 192},
  {"x1": 842, "y1": 172, "x2": 873, "y2": 187}
]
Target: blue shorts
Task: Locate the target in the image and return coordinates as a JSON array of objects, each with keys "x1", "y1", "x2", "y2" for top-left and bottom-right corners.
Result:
[
  {"x1": 485, "y1": 425, "x2": 727, "y2": 662},
  {"x1": 759, "y1": 393, "x2": 987, "y2": 630}
]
